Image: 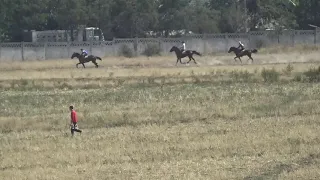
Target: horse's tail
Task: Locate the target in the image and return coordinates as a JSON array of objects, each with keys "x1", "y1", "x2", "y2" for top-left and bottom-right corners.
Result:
[
  {"x1": 251, "y1": 49, "x2": 258, "y2": 53},
  {"x1": 96, "y1": 56, "x2": 102, "y2": 61},
  {"x1": 192, "y1": 51, "x2": 202, "y2": 56}
]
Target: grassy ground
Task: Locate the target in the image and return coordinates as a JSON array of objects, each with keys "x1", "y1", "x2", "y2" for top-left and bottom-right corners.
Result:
[{"x1": 1, "y1": 50, "x2": 320, "y2": 179}]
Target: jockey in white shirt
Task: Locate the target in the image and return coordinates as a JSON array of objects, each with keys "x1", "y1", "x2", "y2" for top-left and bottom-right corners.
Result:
[
  {"x1": 80, "y1": 48, "x2": 89, "y2": 58},
  {"x1": 237, "y1": 41, "x2": 245, "y2": 52},
  {"x1": 180, "y1": 41, "x2": 186, "y2": 53}
]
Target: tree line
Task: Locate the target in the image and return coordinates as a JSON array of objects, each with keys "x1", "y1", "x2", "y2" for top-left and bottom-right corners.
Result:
[{"x1": 0, "y1": 0, "x2": 319, "y2": 42}]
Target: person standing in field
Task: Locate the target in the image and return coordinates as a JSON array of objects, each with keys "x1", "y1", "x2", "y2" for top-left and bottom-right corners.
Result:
[{"x1": 69, "y1": 105, "x2": 82, "y2": 136}]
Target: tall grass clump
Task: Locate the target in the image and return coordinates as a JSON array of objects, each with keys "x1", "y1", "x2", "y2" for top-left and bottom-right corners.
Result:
[
  {"x1": 261, "y1": 68, "x2": 280, "y2": 82},
  {"x1": 302, "y1": 66, "x2": 320, "y2": 82},
  {"x1": 282, "y1": 63, "x2": 294, "y2": 75},
  {"x1": 229, "y1": 70, "x2": 253, "y2": 82}
]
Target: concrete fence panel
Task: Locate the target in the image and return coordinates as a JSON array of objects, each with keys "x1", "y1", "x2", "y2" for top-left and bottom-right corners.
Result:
[{"x1": 0, "y1": 30, "x2": 319, "y2": 61}]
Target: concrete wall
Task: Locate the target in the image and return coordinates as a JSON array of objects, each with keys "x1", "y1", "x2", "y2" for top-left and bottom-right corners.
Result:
[{"x1": 0, "y1": 30, "x2": 319, "y2": 61}]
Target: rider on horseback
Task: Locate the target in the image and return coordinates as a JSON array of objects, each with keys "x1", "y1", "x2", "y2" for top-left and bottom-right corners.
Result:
[
  {"x1": 80, "y1": 49, "x2": 89, "y2": 58},
  {"x1": 180, "y1": 41, "x2": 186, "y2": 53},
  {"x1": 237, "y1": 41, "x2": 245, "y2": 53}
]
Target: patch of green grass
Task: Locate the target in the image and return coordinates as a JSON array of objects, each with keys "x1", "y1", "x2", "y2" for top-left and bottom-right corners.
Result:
[{"x1": 261, "y1": 67, "x2": 280, "y2": 82}]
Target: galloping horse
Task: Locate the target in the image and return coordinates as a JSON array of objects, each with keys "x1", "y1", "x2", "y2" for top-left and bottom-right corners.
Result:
[
  {"x1": 71, "y1": 52, "x2": 102, "y2": 68},
  {"x1": 170, "y1": 46, "x2": 201, "y2": 66},
  {"x1": 228, "y1": 47, "x2": 258, "y2": 64}
]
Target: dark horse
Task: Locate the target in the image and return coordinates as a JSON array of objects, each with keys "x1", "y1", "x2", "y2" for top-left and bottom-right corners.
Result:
[
  {"x1": 169, "y1": 46, "x2": 201, "y2": 65},
  {"x1": 71, "y1": 52, "x2": 102, "y2": 68},
  {"x1": 228, "y1": 47, "x2": 258, "y2": 64}
]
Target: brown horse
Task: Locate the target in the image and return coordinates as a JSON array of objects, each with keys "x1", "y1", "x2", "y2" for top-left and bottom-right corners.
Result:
[
  {"x1": 228, "y1": 47, "x2": 258, "y2": 64},
  {"x1": 71, "y1": 52, "x2": 102, "y2": 68}
]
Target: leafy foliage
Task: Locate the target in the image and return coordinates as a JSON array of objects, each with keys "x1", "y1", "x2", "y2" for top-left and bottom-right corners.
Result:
[{"x1": 0, "y1": 0, "x2": 317, "y2": 41}]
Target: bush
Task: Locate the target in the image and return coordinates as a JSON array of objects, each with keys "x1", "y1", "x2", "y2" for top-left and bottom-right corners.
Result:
[
  {"x1": 119, "y1": 44, "x2": 134, "y2": 58},
  {"x1": 303, "y1": 66, "x2": 320, "y2": 82},
  {"x1": 143, "y1": 43, "x2": 161, "y2": 57},
  {"x1": 282, "y1": 63, "x2": 294, "y2": 75},
  {"x1": 293, "y1": 74, "x2": 305, "y2": 82},
  {"x1": 261, "y1": 68, "x2": 279, "y2": 82}
]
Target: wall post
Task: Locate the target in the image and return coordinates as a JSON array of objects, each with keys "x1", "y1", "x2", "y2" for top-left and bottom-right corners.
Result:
[
  {"x1": 292, "y1": 30, "x2": 295, "y2": 47},
  {"x1": 0, "y1": 42, "x2": 2, "y2": 60},
  {"x1": 202, "y1": 34, "x2": 207, "y2": 54},
  {"x1": 112, "y1": 38, "x2": 116, "y2": 56},
  {"x1": 225, "y1": 34, "x2": 229, "y2": 52},
  {"x1": 44, "y1": 41, "x2": 47, "y2": 60},
  {"x1": 315, "y1": 28, "x2": 317, "y2": 44},
  {"x1": 67, "y1": 41, "x2": 70, "y2": 58},
  {"x1": 90, "y1": 39, "x2": 93, "y2": 55},
  {"x1": 134, "y1": 37, "x2": 138, "y2": 56},
  {"x1": 21, "y1": 41, "x2": 25, "y2": 61}
]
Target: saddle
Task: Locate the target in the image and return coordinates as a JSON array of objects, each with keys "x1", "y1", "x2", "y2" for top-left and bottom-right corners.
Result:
[
  {"x1": 82, "y1": 54, "x2": 90, "y2": 59},
  {"x1": 180, "y1": 49, "x2": 187, "y2": 54},
  {"x1": 238, "y1": 48, "x2": 245, "y2": 54}
]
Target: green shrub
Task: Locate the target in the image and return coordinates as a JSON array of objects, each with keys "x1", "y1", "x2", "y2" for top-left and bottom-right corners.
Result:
[
  {"x1": 143, "y1": 43, "x2": 161, "y2": 57},
  {"x1": 283, "y1": 63, "x2": 294, "y2": 75},
  {"x1": 293, "y1": 74, "x2": 305, "y2": 82},
  {"x1": 119, "y1": 44, "x2": 134, "y2": 58},
  {"x1": 261, "y1": 68, "x2": 280, "y2": 82},
  {"x1": 303, "y1": 66, "x2": 320, "y2": 82}
]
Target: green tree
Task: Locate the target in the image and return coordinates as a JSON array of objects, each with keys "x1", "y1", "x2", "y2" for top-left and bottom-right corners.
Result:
[
  {"x1": 209, "y1": 0, "x2": 247, "y2": 33},
  {"x1": 48, "y1": 0, "x2": 88, "y2": 40},
  {"x1": 185, "y1": 1, "x2": 220, "y2": 34},
  {"x1": 247, "y1": 0, "x2": 297, "y2": 30},
  {"x1": 157, "y1": 0, "x2": 191, "y2": 36},
  {"x1": 109, "y1": 0, "x2": 158, "y2": 38},
  {"x1": 0, "y1": 0, "x2": 50, "y2": 41},
  {"x1": 84, "y1": 0, "x2": 113, "y2": 39},
  {"x1": 295, "y1": 0, "x2": 320, "y2": 29}
]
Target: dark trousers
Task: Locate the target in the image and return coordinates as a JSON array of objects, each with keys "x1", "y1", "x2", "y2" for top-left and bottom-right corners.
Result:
[{"x1": 70, "y1": 122, "x2": 82, "y2": 136}]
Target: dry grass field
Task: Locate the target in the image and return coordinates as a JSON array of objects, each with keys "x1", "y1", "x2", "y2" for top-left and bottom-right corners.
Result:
[{"x1": 1, "y1": 47, "x2": 320, "y2": 180}]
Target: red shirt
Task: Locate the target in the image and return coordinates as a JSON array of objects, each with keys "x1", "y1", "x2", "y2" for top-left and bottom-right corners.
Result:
[{"x1": 71, "y1": 110, "x2": 78, "y2": 123}]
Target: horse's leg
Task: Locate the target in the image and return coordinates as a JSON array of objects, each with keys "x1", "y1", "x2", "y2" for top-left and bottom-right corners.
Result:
[
  {"x1": 248, "y1": 54, "x2": 253, "y2": 63},
  {"x1": 187, "y1": 56, "x2": 192, "y2": 64},
  {"x1": 92, "y1": 60, "x2": 98, "y2": 68},
  {"x1": 234, "y1": 57, "x2": 238, "y2": 62},
  {"x1": 238, "y1": 57, "x2": 242, "y2": 64},
  {"x1": 179, "y1": 58, "x2": 184, "y2": 64},
  {"x1": 82, "y1": 63, "x2": 85, "y2": 68},
  {"x1": 191, "y1": 56, "x2": 197, "y2": 64},
  {"x1": 176, "y1": 58, "x2": 179, "y2": 66}
]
